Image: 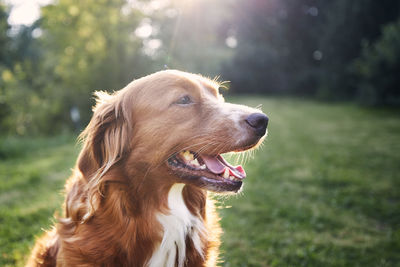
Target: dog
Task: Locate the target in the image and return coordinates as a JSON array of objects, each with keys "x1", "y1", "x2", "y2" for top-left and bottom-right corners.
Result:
[{"x1": 27, "y1": 70, "x2": 268, "y2": 267}]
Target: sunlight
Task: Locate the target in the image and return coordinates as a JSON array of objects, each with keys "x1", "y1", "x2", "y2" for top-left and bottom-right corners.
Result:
[
  {"x1": 8, "y1": 1, "x2": 39, "y2": 25},
  {"x1": 143, "y1": 38, "x2": 162, "y2": 57},
  {"x1": 225, "y1": 36, "x2": 238, "y2": 48},
  {"x1": 170, "y1": 0, "x2": 198, "y2": 8},
  {"x1": 135, "y1": 19, "x2": 153, "y2": 39},
  {"x1": 6, "y1": 0, "x2": 53, "y2": 25}
]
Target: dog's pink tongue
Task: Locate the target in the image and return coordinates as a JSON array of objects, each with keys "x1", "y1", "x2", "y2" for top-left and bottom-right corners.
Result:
[
  {"x1": 202, "y1": 155, "x2": 226, "y2": 174},
  {"x1": 201, "y1": 155, "x2": 246, "y2": 179}
]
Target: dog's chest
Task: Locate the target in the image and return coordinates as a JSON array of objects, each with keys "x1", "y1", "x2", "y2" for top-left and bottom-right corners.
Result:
[{"x1": 147, "y1": 184, "x2": 204, "y2": 267}]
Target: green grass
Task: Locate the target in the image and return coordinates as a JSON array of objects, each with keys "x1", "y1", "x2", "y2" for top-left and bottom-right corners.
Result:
[
  {"x1": 1, "y1": 98, "x2": 400, "y2": 266},
  {"x1": 220, "y1": 97, "x2": 400, "y2": 266},
  {"x1": 0, "y1": 135, "x2": 79, "y2": 266}
]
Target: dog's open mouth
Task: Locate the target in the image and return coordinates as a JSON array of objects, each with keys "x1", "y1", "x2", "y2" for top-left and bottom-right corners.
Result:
[{"x1": 167, "y1": 150, "x2": 246, "y2": 192}]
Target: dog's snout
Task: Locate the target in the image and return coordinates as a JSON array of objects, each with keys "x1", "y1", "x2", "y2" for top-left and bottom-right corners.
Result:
[{"x1": 245, "y1": 113, "x2": 269, "y2": 136}]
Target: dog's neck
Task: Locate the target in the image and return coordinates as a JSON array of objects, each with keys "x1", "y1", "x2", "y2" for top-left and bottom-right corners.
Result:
[{"x1": 147, "y1": 183, "x2": 206, "y2": 267}]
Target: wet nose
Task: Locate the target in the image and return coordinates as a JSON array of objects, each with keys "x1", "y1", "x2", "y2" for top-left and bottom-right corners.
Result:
[{"x1": 245, "y1": 113, "x2": 269, "y2": 136}]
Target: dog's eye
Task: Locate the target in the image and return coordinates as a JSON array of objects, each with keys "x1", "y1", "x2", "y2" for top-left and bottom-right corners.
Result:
[{"x1": 175, "y1": 95, "x2": 192, "y2": 105}]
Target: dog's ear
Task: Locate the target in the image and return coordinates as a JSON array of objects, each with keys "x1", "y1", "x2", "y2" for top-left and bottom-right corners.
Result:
[{"x1": 76, "y1": 91, "x2": 131, "y2": 221}]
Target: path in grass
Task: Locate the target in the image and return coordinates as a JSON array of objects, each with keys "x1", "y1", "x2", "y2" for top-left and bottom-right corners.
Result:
[{"x1": 0, "y1": 98, "x2": 399, "y2": 266}]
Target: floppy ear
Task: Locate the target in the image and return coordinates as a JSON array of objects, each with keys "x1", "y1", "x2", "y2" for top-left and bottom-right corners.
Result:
[{"x1": 76, "y1": 91, "x2": 131, "y2": 221}]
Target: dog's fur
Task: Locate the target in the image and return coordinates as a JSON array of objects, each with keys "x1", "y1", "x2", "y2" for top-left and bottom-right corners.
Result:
[{"x1": 27, "y1": 70, "x2": 267, "y2": 267}]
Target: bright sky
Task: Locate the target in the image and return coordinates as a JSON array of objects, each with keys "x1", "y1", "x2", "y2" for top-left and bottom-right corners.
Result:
[{"x1": 5, "y1": 0, "x2": 53, "y2": 25}]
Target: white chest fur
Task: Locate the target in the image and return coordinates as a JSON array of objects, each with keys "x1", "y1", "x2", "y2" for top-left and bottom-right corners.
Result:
[{"x1": 147, "y1": 184, "x2": 204, "y2": 267}]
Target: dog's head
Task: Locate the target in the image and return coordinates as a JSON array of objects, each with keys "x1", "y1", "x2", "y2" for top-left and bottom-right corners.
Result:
[{"x1": 78, "y1": 70, "x2": 268, "y2": 198}]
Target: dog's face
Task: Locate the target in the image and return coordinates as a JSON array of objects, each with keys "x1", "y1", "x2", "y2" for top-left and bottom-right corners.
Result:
[
  {"x1": 80, "y1": 70, "x2": 267, "y2": 195},
  {"x1": 121, "y1": 70, "x2": 268, "y2": 193}
]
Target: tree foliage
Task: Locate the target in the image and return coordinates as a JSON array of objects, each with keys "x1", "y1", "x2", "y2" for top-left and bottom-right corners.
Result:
[
  {"x1": 222, "y1": 0, "x2": 400, "y2": 102},
  {"x1": 1, "y1": 0, "x2": 234, "y2": 135},
  {"x1": 2, "y1": 0, "x2": 149, "y2": 134},
  {"x1": 353, "y1": 19, "x2": 400, "y2": 105},
  {"x1": 317, "y1": 0, "x2": 400, "y2": 100},
  {"x1": 0, "y1": 3, "x2": 11, "y2": 133},
  {"x1": 1, "y1": 0, "x2": 400, "y2": 135}
]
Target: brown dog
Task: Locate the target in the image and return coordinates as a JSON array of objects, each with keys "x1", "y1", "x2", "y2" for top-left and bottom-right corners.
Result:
[{"x1": 27, "y1": 70, "x2": 268, "y2": 266}]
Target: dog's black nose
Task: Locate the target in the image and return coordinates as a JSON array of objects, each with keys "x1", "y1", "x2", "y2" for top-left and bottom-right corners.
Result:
[{"x1": 245, "y1": 113, "x2": 269, "y2": 136}]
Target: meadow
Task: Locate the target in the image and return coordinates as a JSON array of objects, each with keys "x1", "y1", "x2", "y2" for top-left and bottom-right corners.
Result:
[{"x1": 1, "y1": 97, "x2": 399, "y2": 266}]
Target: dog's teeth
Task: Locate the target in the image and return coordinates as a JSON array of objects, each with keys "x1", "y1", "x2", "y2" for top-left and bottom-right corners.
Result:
[
  {"x1": 190, "y1": 158, "x2": 200, "y2": 166},
  {"x1": 181, "y1": 150, "x2": 194, "y2": 162},
  {"x1": 200, "y1": 164, "x2": 206, "y2": 170},
  {"x1": 223, "y1": 168, "x2": 230, "y2": 179},
  {"x1": 229, "y1": 175, "x2": 235, "y2": 180}
]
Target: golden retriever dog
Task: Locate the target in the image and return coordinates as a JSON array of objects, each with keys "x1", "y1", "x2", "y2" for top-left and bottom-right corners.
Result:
[{"x1": 27, "y1": 70, "x2": 268, "y2": 267}]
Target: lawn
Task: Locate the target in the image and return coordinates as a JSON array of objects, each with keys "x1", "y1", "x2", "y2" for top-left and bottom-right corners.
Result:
[{"x1": 1, "y1": 97, "x2": 399, "y2": 266}]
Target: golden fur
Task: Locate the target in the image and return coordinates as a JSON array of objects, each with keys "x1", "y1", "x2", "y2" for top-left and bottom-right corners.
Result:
[{"x1": 27, "y1": 70, "x2": 266, "y2": 266}]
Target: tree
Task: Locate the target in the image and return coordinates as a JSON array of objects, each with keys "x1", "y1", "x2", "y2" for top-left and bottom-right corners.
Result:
[
  {"x1": 38, "y1": 0, "x2": 147, "y2": 127},
  {"x1": 2, "y1": 0, "x2": 151, "y2": 134},
  {"x1": 221, "y1": 0, "x2": 400, "y2": 101},
  {"x1": 1, "y1": 0, "x2": 234, "y2": 135},
  {"x1": 0, "y1": 3, "x2": 10, "y2": 67},
  {"x1": 317, "y1": 0, "x2": 400, "y2": 100},
  {"x1": 353, "y1": 19, "x2": 400, "y2": 105},
  {"x1": 147, "y1": 0, "x2": 232, "y2": 77},
  {"x1": 222, "y1": 0, "x2": 325, "y2": 95},
  {"x1": 0, "y1": 3, "x2": 11, "y2": 133}
]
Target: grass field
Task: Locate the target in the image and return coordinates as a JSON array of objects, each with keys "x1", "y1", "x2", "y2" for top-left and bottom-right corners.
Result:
[{"x1": 1, "y1": 97, "x2": 400, "y2": 266}]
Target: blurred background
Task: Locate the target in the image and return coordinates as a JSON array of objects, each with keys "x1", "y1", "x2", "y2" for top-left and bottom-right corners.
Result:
[{"x1": 0, "y1": 0, "x2": 399, "y2": 266}]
